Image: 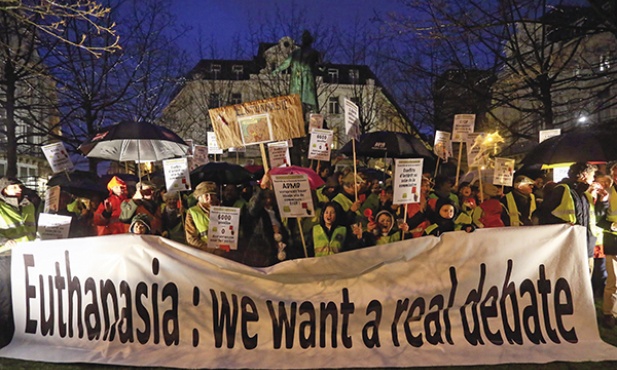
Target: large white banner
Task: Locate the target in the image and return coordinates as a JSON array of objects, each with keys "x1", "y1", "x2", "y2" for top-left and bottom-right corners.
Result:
[{"x1": 2, "y1": 226, "x2": 617, "y2": 368}]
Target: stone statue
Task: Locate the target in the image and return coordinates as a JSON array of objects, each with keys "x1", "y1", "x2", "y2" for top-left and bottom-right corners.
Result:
[{"x1": 273, "y1": 30, "x2": 322, "y2": 112}]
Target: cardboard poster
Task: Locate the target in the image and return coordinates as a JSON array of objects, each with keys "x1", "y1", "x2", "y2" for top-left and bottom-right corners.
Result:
[
  {"x1": 163, "y1": 157, "x2": 192, "y2": 193},
  {"x1": 37, "y1": 213, "x2": 71, "y2": 240},
  {"x1": 44, "y1": 186, "x2": 61, "y2": 213},
  {"x1": 267, "y1": 141, "x2": 291, "y2": 168},
  {"x1": 41, "y1": 142, "x2": 74, "y2": 173},
  {"x1": 308, "y1": 113, "x2": 324, "y2": 133},
  {"x1": 466, "y1": 132, "x2": 487, "y2": 168},
  {"x1": 308, "y1": 129, "x2": 333, "y2": 161},
  {"x1": 493, "y1": 157, "x2": 516, "y2": 186},
  {"x1": 539, "y1": 129, "x2": 561, "y2": 143},
  {"x1": 434, "y1": 130, "x2": 452, "y2": 160},
  {"x1": 207, "y1": 132, "x2": 223, "y2": 155},
  {"x1": 393, "y1": 158, "x2": 424, "y2": 204},
  {"x1": 452, "y1": 114, "x2": 476, "y2": 142},
  {"x1": 344, "y1": 98, "x2": 360, "y2": 140},
  {"x1": 208, "y1": 95, "x2": 305, "y2": 149},
  {"x1": 207, "y1": 206, "x2": 240, "y2": 251},
  {"x1": 271, "y1": 174, "x2": 315, "y2": 218}
]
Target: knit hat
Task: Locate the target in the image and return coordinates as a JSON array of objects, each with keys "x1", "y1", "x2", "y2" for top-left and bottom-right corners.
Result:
[
  {"x1": 129, "y1": 214, "x2": 151, "y2": 233},
  {"x1": 193, "y1": 181, "x2": 218, "y2": 199},
  {"x1": 106, "y1": 176, "x2": 126, "y2": 191}
]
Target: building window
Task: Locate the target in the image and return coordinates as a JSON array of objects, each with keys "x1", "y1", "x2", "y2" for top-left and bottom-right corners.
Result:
[
  {"x1": 211, "y1": 64, "x2": 221, "y2": 79},
  {"x1": 28, "y1": 167, "x2": 36, "y2": 177},
  {"x1": 349, "y1": 69, "x2": 360, "y2": 83},
  {"x1": 232, "y1": 65, "x2": 243, "y2": 79},
  {"x1": 209, "y1": 93, "x2": 221, "y2": 108},
  {"x1": 328, "y1": 68, "x2": 339, "y2": 83},
  {"x1": 328, "y1": 97, "x2": 340, "y2": 114},
  {"x1": 230, "y1": 93, "x2": 242, "y2": 105}
]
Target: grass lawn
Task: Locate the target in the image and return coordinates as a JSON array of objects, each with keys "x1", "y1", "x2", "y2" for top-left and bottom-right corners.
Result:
[{"x1": 2, "y1": 301, "x2": 617, "y2": 369}]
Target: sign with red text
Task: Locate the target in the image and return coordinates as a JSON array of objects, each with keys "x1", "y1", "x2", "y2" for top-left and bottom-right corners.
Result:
[
  {"x1": 207, "y1": 131, "x2": 223, "y2": 154},
  {"x1": 434, "y1": 130, "x2": 452, "y2": 160},
  {"x1": 493, "y1": 157, "x2": 516, "y2": 186},
  {"x1": 271, "y1": 174, "x2": 315, "y2": 218},
  {"x1": 267, "y1": 141, "x2": 291, "y2": 168},
  {"x1": 309, "y1": 113, "x2": 324, "y2": 133},
  {"x1": 41, "y1": 142, "x2": 74, "y2": 173},
  {"x1": 163, "y1": 157, "x2": 192, "y2": 193},
  {"x1": 308, "y1": 129, "x2": 333, "y2": 161},
  {"x1": 207, "y1": 206, "x2": 240, "y2": 251},
  {"x1": 393, "y1": 158, "x2": 424, "y2": 204},
  {"x1": 452, "y1": 114, "x2": 475, "y2": 142}
]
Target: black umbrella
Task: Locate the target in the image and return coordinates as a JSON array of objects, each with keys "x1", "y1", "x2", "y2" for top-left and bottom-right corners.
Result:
[
  {"x1": 520, "y1": 130, "x2": 617, "y2": 168},
  {"x1": 78, "y1": 121, "x2": 188, "y2": 163},
  {"x1": 47, "y1": 170, "x2": 108, "y2": 199},
  {"x1": 190, "y1": 162, "x2": 254, "y2": 186},
  {"x1": 339, "y1": 131, "x2": 435, "y2": 159}
]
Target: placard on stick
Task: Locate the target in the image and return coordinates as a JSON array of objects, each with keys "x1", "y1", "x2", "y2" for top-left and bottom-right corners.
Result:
[
  {"x1": 393, "y1": 158, "x2": 424, "y2": 204},
  {"x1": 271, "y1": 174, "x2": 315, "y2": 218},
  {"x1": 207, "y1": 206, "x2": 241, "y2": 251},
  {"x1": 208, "y1": 95, "x2": 305, "y2": 149}
]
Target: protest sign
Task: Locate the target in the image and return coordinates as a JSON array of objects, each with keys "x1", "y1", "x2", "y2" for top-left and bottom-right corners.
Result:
[
  {"x1": 344, "y1": 98, "x2": 360, "y2": 140},
  {"x1": 163, "y1": 157, "x2": 192, "y2": 193},
  {"x1": 452, "y1": 114, "x2": 475, "y2": 142},
  {"x1": 238, "y1": 113, "x2": 274, "y2": 146},
  {"x1": 41, "y1": 142, "x2": 74, "y2": 173},
  {"x1": 44, "y1": 186, "x2": 61, "y2": 214},
  {"x1": 207, "y1": 131, "x2": 223, "y2": 155},
  {"x1": 191, "y1": 145, "x2": 209, "y2": 170},
  {"x1": 308, "y1": 129, "x2": 333, "y2": 161},
  {"x1": 393, "y1": 158, "x2": 423, "y2": 204},
  {"x1": 207, "y1": 206, "x2": 240, "y2": 251},
  {"x1": 36, "y1": 213, "x2": 71, "y2": 240},
  {"x1": 267, "y1": 141, "x2": 291, "y2": 168},
  {"x1": 539, "y1": 129, "x2": 561, "y2": 143},
  {"x1": 433, "y1": 130, "x2": 452, "y2": 160},
  {"x1": 493, "y1": 157, "x2": 516, "y2": 186},
  {"x1": 271, "y1": 174, "x2": 315, "y2": 218},
  {"x1": 466, "y1": 132, "x2": 487, "y2": 168},
  {"x1": 308, "y1": 113, "x2": 324, "y2": 133},
  {"x1": 208, "y1": 95, "x2": 305, "y2": 149},
  {"x1": 4, "y1": 226, "x2": 617, "y2": 369}
]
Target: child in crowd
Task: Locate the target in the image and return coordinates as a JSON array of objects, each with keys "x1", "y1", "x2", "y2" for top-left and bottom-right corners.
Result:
[
  {"x1": 425, "y1": 198, "x2": 474, "y2": 236},
  {"x1": 366, "y1": 210, "x2": 408, "y2": 245},
  {"x1": 129, "y1": 214, "x2": 151, "y2": 235}
]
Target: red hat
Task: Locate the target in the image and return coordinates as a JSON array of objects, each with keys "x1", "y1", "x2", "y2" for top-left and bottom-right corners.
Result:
[{"x1": 107, "y1": 176, "x2": 126, "y2": 191}]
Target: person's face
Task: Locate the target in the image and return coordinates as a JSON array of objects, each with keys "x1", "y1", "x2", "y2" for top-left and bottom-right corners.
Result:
[
  {"x1": 323, "y1": 206, "x2": 337, "y2": 226},
  {"x1": 612, "y1": 167, "x2": 617, "y2": 183},
  {"x1": 377, "y1": 214, "x2": 392, "y2": 230},
  {"x1": 133, "y1": 222, "x2": 148, "y2": 234},
  {"x1": 581, "y1": 170, "x2": 595, "y2": 185},
  {"x1": 534, "y1": 178, "x2": 545, "y2": 189},
  {"x1": 3, "y1": 184, "x2": 22, "y2": 197},
  {"x1": 421, "y1": 180, "x2": 431, "y2": 196},
  {"x1": 517, "y1": 183, "x2": 534, "y2": 195},
  {"x1": 111, "y1": 185, "x2": 126, "y2": 196},
  {"x1": 599, "y1": 176, "x2": 612, "y2": 190},
  {"x1": 379, "y1": 190, "x2": 393, "y2": 203},
  {"x1": 460, "y1": 186, "x2": 471, "y2": 197},
  {"x1": 165, "y1": 197, "x2": 178, "y2": 209},
  {"x1": 439, "y1": 204, "x2": 455, "y2": 219}
]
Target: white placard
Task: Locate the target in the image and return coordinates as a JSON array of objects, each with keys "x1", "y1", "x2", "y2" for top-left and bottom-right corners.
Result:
[
  {"x1": 36, "y1": 213, "x2": 71, "y2": 240},
  {"x1": 553, "y1": 166, "x2": 569, "y2": 182},
  {"x1": 267, "y1": 141, "x2": 291, "y2": 168},
  {"x1": 41, "y1": 142, "x2": 74, "y2": 173},
  {"x1": 393, "y1": 158, "x2": 424, "y2": 204},
  {"x1": 191, "y1": 145, "x2": 209, "y2": 170},
  {"x1": 434, "y1": 130, "x2": 453, "y2": 160},
  {"x1": 207, "y1": 131, "x2": 224, "y2": 154},
  {"x1": 308, "y1": 113, "x2": 324, "y2": 133},
  {"x1": 466, "y1": 132, "x2": 487, "y2": 168},
  {"x1": 163, "y1": 157, "x2": 192, "y2": 193},
  {"x1": 452, "y1": 114, "x2": 476, "y2": 142},
  {"x1": 44, "y1": 185, "x2": 61, "y2": 213},
  {"x1": 492, "y1": 157, "x2": 516, "y2": 186},
  {"x1": 539, "y1": 129, "x2": 561, "y2": 143},
  {"x1": 207, "y1": 206, "x2": 240, "y2": 251},
  {"x1": 344, "y1": 98, "x2": 360, "y2": 140},
  {"x1": 271, "y1": 174, "x2": 315, "y2": 218},
  {"x1": 308, "y1": 129, "x2": 333, "y2": 161}
]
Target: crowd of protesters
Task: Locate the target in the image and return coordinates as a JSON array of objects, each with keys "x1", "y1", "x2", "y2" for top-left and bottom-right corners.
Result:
[{"x1": 2, "y1": 161, "x2": 617, "y2": 327}]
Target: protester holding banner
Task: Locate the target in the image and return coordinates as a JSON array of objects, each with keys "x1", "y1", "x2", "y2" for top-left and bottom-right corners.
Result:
[
  {"x1": 424, "y1": 198, "x2": 474, "y2": 236},
  {"x1": 307, "y1": 201, "x2": 368, "y2": 256},
  {"x1": 539, "y1": 162, "x2": 597, "y2": 274},
  {"x1": 477, "y1": 183, "x2": 506, "y2": 228},
  {"x1": 241, "y1": 177, "x2": 290, "y2": 266},
  {"x1": 366, "y1": 210, "x2": 408, "y2": 245},
  {"x1": 120, "y1": 181, "x2": 163, "y2": 235},
  {"x1": 129, "y1": 214, "x2": 151, "y2": 234},
  {"x1": 501, "y1": 175, "x2": 538, "y2": 226},
  {"x1": 92, "y1": 176, "x2": 129, "y2": 235},
  {"x1": 0, "y1": 177, "x2": 37, "y2": 253}
]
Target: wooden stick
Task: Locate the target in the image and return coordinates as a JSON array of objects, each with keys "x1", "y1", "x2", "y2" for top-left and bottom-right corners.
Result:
[
  {"x1": 298, "y1": 219, "x2": 308, "y2": 258},
  {"x1": 434, "y1": 157, "x2": 441, "y2": 179},
  {"x1": 260, "y1": 143, "x2": 270, "y2": 173},
  {"x1": 352, "y1": 139, "x2": 358, "y2": 202},
  {"x1": 455, "y1": 142, "x2": 463, "y2": 187}
]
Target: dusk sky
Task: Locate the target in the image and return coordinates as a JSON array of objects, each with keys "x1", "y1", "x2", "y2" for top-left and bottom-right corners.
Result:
[{"x1": 170, "y1": 0, "x2": 407, "y2": 59}]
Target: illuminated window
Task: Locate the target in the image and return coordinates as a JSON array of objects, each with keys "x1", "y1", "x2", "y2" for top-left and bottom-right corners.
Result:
[{"x1": 328, "y1": 97, "x2": 340, "y2": 114}]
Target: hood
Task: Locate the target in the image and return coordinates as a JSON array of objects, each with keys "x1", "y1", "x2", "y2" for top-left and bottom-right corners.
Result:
[
  {"x1": 0, "y1": 177, "x2": 22, "y2": 194},
  {"x1": 374, "y1": 210, "x2": 395, "y2": 235}
]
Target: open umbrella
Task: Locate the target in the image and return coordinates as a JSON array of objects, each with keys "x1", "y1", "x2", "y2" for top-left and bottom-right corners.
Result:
[
  {"x1": 520, "y1": 130, "x2": 617, "y2": 168},
  {"x1": 190, "y1": 162, "x2": 253, "y2": 186},
  {"x1": 339, "y1": 131, "x2": 435, "y2": 159},
  {"x1": 78, "y1": 121, "x2": 188, "y2": 163},
  {"x1": 47, "y1": 170, "x2": 108, "y2": 199},
  {"x1": 270, "y1": 165, "x2": 325, "y2": 190}
]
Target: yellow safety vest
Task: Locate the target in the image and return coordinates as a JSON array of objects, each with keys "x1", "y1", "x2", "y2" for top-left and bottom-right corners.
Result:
[
  {"x1": 0, "y1": 201, "x2": 36, "y2": 251},
  {"x1": 607, "y1": 186, "x2": 617, "y2": 223},
  {"x1": 333, "y1": 193, "x2": 353, "y2": 212},
  {"x1": 505, "y1": 192, "x2": 536, "y2": 227},
  {"x1": 188, "y1": 205, "x2": 210, "y2": 243},
  {"x1": 550, "y1": 184, "x2": 576, "y2": 223},
  {"x1": 313, "y1": 225, "x2": 346, "y2": 257}
]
